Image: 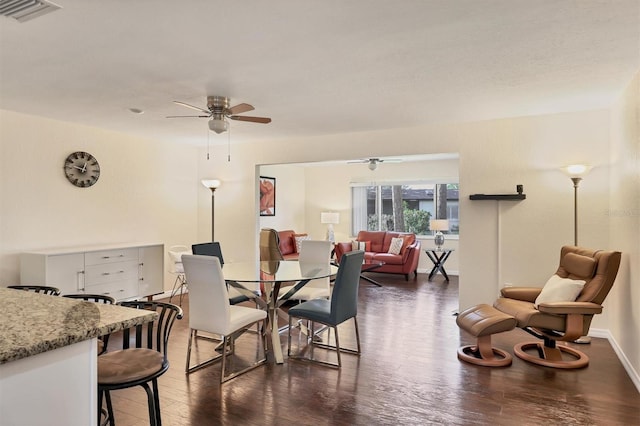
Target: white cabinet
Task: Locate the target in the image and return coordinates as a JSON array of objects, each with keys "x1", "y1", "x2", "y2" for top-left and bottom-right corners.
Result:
[
  {"x1": 20, "y1": 243, "x2": 164, "y2": 301},
  {"x1": 139, "y1": 245, "x2": 164, "y2": 297}
]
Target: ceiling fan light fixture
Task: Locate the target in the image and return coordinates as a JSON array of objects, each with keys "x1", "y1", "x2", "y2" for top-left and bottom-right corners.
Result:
[
  {"x1": 208, "y1": 117, "x2": 228, "y2": 134},
  {"x1": 368, "y1": 160, "x2": 378, "y2": 171}
]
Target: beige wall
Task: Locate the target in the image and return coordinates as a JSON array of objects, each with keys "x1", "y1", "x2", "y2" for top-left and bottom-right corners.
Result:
[
  {"x1": 201, "y1": 109, "x2": 612, "y2": 308},
  {"x1": 0, "y1": 110, "x2": 199, "y2": 292},
  {"x1": 609, "y1": 71, "x2": 640, "y2": 380}
]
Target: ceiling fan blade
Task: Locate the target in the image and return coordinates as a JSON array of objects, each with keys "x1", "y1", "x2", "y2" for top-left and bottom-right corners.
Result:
[
  {"x1": 166, "y1": 115, "x2": 210, "y2": 118},
  {"x1": 229, "y1": 115, "x2": 272, "y2": 124},
  {"x1": 227, "y1": 103, "x2": 255, "y2": 115},
  {"x1": 173, "y1": 101, "x2": 210, "y2": 115}
]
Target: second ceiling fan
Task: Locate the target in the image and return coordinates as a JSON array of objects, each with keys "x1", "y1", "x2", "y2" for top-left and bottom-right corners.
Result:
[
  {"x1": 167, "y1": 96, "x2": 271, "y2": 134},
  {"x1": 348, "y1": 158, "x2": 402, "y2": 170}
]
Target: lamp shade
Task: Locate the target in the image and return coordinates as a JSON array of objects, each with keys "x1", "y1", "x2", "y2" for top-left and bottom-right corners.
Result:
[
  {"x1": 321, "y1": 212, "x2": 340, "y2": 224},
  {"x1": 430, "y1": 219, "x2": 449, "y2": 232},
  {"x1": 201, "y1": 179, "x2": 221, "y2": 190},
  {"x1": 208, "y1": 118, "x2": 228, "y2": 134},
  {"x1": 562, "y1": 164, "x2": 592, "y2": 179}
]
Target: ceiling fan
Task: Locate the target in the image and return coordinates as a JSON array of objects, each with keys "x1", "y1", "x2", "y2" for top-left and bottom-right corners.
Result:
[
  {"x1": 348, "y1": 158, "x2": 402, "y2": 170},
  {"x1": 167, "y1": 96, "x2": 271, "y2": 134}
]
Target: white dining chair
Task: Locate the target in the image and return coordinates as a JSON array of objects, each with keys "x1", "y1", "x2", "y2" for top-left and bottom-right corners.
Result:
[
  {"x1": 167, "y1": 245, "x2": 191, "y2": 306},
  {"x1": 279, "y1": 240, "x2": 333, "y2": 303},
  {"x1": 182, "y1": 255, "x2": 268, "y2": 383}
]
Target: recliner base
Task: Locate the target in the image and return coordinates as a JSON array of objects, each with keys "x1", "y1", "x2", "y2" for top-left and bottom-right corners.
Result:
[
  {"x1": 457, "y1": 335, "x2": 512, "y2": 367},
  {"x1": 514, "y1": 341, "x2": 589, "y2": 369}
]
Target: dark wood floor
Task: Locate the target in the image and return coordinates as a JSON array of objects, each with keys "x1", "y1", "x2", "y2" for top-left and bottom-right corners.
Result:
[{"x1": 106, "y1": 273, "x2": 640, "y2": 425}]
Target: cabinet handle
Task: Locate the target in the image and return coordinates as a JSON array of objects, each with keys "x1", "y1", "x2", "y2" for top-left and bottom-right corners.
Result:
[
  {"x1": 102, "y1": 270, "x2": 125, "y2": 275},
  {"x1": 102, "y1": 254, "x2": 125, "y2": 259},
  {"x1": 77, "y1": 270, "x2": 85, "y2": 291}
]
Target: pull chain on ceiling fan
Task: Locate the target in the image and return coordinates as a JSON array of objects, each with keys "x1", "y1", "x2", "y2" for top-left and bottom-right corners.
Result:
[{"x1": 167, "y1": 96, "x2": 271, "y2": 134}]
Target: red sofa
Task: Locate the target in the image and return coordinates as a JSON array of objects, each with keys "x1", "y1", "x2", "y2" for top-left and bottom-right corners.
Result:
[{"x1": 334, "y1": 231, "x2": 421, "y2": 280}]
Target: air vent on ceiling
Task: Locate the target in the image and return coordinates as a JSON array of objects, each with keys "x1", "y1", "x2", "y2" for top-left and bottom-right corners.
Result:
[{"x1": 0, "y1": 0, "x2": 61, "y2": 23}]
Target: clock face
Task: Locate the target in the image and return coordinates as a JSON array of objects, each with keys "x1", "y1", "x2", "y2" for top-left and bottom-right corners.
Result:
[{"x1": 64, "y1": 151, "x2": 100, "y2": 188}]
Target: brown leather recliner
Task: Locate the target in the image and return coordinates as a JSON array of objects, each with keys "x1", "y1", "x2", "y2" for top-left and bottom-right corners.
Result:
[{"x1": 494, "y1": 245, "x2": 621, "y2": 369}]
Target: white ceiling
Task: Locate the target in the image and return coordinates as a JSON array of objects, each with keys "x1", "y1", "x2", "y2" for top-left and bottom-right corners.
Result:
[{"x1": 1, "y1": 0, "x2": 639, "y2": 146}]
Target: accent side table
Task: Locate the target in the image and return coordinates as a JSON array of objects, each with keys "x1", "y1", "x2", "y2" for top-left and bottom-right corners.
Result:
[{"x1": 424, "y1": 248, "x2": 454, "y2": 281}]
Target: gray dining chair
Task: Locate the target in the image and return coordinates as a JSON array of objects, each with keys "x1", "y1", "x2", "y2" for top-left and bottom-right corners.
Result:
[{"x1": 287, "y1": 250, "x2": 365, "y2": 368}]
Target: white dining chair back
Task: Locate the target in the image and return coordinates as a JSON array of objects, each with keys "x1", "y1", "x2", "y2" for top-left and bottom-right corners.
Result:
[
  {"x1": 182, "y1": 254, "x2": 267, "y2": 383},
  {"x1": 182, "y1": 254, "x2": 230, "y2": 334},
  {"x1": 168, "y1": 245, "x2": 191, "y2": 306},
  {"x1": 279, "y1": 240, "x2": 332, "y2": 302},
  {"x1": 298, "y1": 240, "x2": 332, "y2": 290}
]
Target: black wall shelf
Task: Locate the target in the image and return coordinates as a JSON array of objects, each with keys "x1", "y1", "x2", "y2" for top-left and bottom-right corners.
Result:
[
  {"x1": 469, "y1": 185, "x2": 526, "y2": 201},
  {"x1": 469, "y1": 193, "x2": 526, "y2": 201}
]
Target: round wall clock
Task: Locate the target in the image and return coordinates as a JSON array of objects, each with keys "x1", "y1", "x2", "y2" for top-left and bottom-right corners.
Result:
[{"x1": 64, "y1": 151, "x2": 100, "y2": 188}]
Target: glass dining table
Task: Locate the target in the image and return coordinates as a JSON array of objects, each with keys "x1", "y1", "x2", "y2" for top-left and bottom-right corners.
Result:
[{"x1": 222, "y1": 260, "x2": 338, "y2": 364}]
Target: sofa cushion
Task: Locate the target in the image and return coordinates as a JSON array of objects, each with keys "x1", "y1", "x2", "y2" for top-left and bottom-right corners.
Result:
[
  {"x1": 352, "y1": 240, "x2": 371, "y2": 251},
  {"x1": 388, "y1": 237, "x2": 404, "y2": 255},
  {"x1": 277, "y1": 230, "x2": 297, "y2": 255},
  {"x1": 357, "y1": 231, "x2": 386, "y2": 253},
  {"x1": 400, "y1": 234, "x2": 415, "y2": 255},
  {"x1": 371, "y1": 252, "x2": 404, "y2": 265}
]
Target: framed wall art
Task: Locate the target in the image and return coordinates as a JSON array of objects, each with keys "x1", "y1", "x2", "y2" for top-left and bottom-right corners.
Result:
[{"x1": 259, "y1": 176, "x2": 276, "y2": 216}]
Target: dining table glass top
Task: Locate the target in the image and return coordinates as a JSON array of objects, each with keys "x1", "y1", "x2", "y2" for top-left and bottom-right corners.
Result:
[{"x1": 222, "y1": 260, "x2": 338, "y2": 283}]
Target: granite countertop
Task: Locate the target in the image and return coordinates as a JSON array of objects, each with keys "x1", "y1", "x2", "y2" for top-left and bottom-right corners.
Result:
[{"x1": 0, "y1": 288, "x2": 158, "y2": 364}]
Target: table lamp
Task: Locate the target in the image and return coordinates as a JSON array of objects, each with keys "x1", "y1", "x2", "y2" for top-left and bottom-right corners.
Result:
[
  {"x1": 321, "y1": 212, "x2": 340, "y2": 243},
  {"x1": 430, "y1": 219, "x2": 449, "y2": 249}
]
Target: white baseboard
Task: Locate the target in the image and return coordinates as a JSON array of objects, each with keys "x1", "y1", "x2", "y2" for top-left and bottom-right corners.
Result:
[{"x1": 589, "y1": 328, "x2": 640, "y2": 393}]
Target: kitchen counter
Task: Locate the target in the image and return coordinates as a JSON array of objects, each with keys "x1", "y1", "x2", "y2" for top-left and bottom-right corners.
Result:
[
  {"x1": 0, "y1": 287, "x2": 157, "y2": 364},
  {"x1": 0, "y1": 287, "x2": 158, "y2": 426}
]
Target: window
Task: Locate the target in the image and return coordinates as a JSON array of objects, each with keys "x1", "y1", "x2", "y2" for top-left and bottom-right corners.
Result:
[{"x1": 351, "y1": 182, "x2": 459, "y2": 236}]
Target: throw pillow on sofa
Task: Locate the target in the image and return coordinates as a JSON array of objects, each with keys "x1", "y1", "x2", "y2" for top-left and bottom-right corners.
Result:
[
  {"x1": 352, "y1": 240, "x2": 371, "y2": 251},
  {"x1": 293, "y1": 234, "x2": 310, "y2": 253},
  {"x1": 388, "y1": 237, "x2": 404, "y2": 255}
]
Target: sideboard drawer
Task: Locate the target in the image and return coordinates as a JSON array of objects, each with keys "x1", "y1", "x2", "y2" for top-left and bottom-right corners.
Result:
[
  {"x1": 85, "y1": 260, "x2": 139, "y2": 286},
  {"x1": 86, "y1": 280, "x2": 139, "y2": 300},
  {"x1": 85, "y1": 248, "x2": 138, "y2": 266}
]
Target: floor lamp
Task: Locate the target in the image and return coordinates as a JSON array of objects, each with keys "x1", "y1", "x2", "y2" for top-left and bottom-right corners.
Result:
[
  {"x1": 562, "y1": 164, "x2": 592, "y2": 246},
  {"x1": 202, "y1": 179, "x2": 221, "y2": 241},
  {"x1": 562, "y1": 164, "x2": 592, "y2": 343}
]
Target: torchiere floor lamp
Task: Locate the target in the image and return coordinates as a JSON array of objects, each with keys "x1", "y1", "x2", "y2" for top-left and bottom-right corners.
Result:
[
  {"x1": 562, "y1": 164, "x2": 592, "y2": 343},
  {"x1": 202, "y1": 179, "x2": 221, "y2": 241},
  {"x1": 562, "y1": 164, "x2": 592, "y2": 246}
]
